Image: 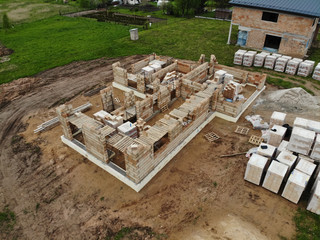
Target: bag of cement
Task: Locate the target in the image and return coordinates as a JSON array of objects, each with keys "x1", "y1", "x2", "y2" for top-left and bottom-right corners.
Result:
[
  {"x1": 246, "y1": 147, "x2": 258, "y2": 158},
  {"x1": 245, "y1": 115, "x2": 269, "y2": 130}
]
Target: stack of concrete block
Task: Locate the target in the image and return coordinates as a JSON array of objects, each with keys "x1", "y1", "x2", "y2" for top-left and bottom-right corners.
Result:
[
  {"x1": 234, "y1": 49, "x2": 247, "y2": 65},
  {"x1": 285, "y1": 59, "x2": 301, "y2": 75},
  {"x1": 257, "y1": 143, "x2": 276, "y2": 159},
  {"x1": 243, "y1": 51, "x2": 257, "y2": 67},
  {"x1": 270, "y1": 111, "x2": 286, "y2": 127},
  {"x1": 312, "y1": 63, "x2": 320, "y2": 81},
  {"x1": 282, "y1": 169, "x2": 310, "y2": 203},
  {"x1": 287, "y1": 127, "x2": 316, "y2": 155},
  {"x1": 112, "y1": 62, "x2": 128, "y2": 86},
  {"x1": 277, "y1": 150, "x2": 297, "y2": 174},
  {"x1": 276, "y1": 140, "x2": 289, "y2": 156},
  {"x1": 294, "y1": 117, "x2": 320, "y2": 134},
  {"x1": 295, "y1": 158, "x2": 316, "y2": 177},
  {"x1": 149, "y1": 63, "x2": 161, "y2": 72},
  {"x1": 118, "y1": 121, "x2": 138, "y2": 138},
  {"x1": 244, "y1": 154, "x2": 268, "y2": 185},
  {"x1": 268, "y1": 125, "x2": 287, "y2": 147},
  {"x1": 274, "y1": 57, "x2": 290, "y2": 72},
  {"x1": 297, "y1": 61, "x2": 313, "y2": 77},
  {"x1": 106, "y1": 116, "x2": 123, "y2": 129},
  {"x1": 254, "y1": 52, "x2": 269, "y2": 67},
  {"x1": 214, "y1": 70, "x2": 227, "y2": 84},
  {"x1": 311, "y1": 134, "x2": 320, "y2": 161},
  {"x1": 100, "y1": 87, "x2": 114, "y2": 112},
  {"x1": 307, "y1": 180, "x2": 320, "y2": 215},
  {"x1": 157, "y1": 85, "x2": 171, "y2": 110},
  {"x1": 263, "y1": 160, "x2": 288, "y2": 193},
  {"x1": 264, "y1": 55, "x2": 278, "y2": 69}
]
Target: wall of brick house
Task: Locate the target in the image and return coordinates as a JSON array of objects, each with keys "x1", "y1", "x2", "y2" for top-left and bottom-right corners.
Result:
[
  {"x1": 245, "y1": 29, "x2": 308, "y2": 57},
  {"x1": 232, "y1": 7, "x2": 317, "y2": 38}
]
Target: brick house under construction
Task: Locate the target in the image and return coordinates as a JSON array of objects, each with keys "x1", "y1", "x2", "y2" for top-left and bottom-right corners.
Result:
[{"x1": 227, "y1": 0, "x2": 320, "y2": 57}]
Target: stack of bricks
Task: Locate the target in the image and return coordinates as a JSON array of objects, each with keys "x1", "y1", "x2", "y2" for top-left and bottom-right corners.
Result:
[
  {"x1": 297, "y1": 61, "x2": 314, "y2": 77},
  {"x1": 268, "y1": 124, "x2": 287, "y2": 147},
  {"x1": 243, "y1": 51, "x2": 257, "y2": 67},
  {"x1": 254, "y1": 52, "x2": 269, "y2": 67},
  {"x1": 233, "y1": 49, "x2": 247, "y2": 65},
  {"x1": 112, "y1": 62, "x2": 128, "y2": 86},
  {"x1": 285, "y1": 59, "x2": 301, "y2": 75},
  {"x1": 247, "y1": 73, "x2": 267, "y2": 90},
  {"x1": 244, "y1": 153, "x2": 268, "y2": 185},
  {"x1": 136, "y1": 95, "x2": 153, "y2": 121},
  {"x1": 125, "y1": 139, "x2": 154, "y2": 184},
  {"x1": 152, "y1": 78, "x2": 160, "y2": 94},
  {"x1": 287, "y1": 127, "x2": 316, "y2": 155},
  {"x1": 174, "y1": 79, "x2": 181, "y2": 98},
  {"x1": 100, "y1": 86, "x2": 114, "y2": 112},
  {"x1": 124, "y1": 90, "x2": 135, "y2": 109},
  {"x1": 135, "y1": 118, "x2": 146, "y2": 135},
  {"x1": 223, "y1": 83, "x2": 236, "y2": 101},
  {"x1": 157, "y1": 85, "x2": 170, "y2": 110},
  {"x1": 311, "y1": 134, "x2": 320, "y2": 161},
  {"x1": 294, "y1": 117, "x2": 320, "y2": 133},
  {"x1": 262, "y1": 160, "x2": 288, "y2": 194},
  {"x1": 312, "y1": 63, "x2": 320, "y2": 81},
  {"x1": 264, "y1": 55, "x2": 278, "y2": 69},
  {"x1": 56, "y1": 104, "x2": 73, "y2": 140},
  {"x1": 183, "y1": 62, "x2": 209, "y2": 83},
  {"x1": 274, "y1": 57, "x2": 290, "y2": 72}
]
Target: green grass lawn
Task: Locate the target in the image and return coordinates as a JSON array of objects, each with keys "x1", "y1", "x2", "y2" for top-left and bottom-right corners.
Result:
[
  {"x1": 0, "y1": 16, "x2": 140, "y2": 83},
  {"x1": 0, "y1": 16, "x2": 238, "y2": 84}
]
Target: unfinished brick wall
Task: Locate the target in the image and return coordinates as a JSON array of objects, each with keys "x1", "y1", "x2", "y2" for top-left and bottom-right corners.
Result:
[
  {"x1": 130, "y1": 54, "x2": 155, "y2": 73},
  {"x1": 183, "y1": 62, "x2": 209, "y2": 83},
  {"x1": 100, "y1": 86, "x2": 114, "y2": 112},
  {"x1": 151, "y1": 61, "x2": 177, "y2": 81},
  {"x1": 125, "y1": 139, "x2": 154, "y2": 183},
  {"x1": 137, "y1": 74, "x2": 146, "y2": 93},
  {"x1": 157, "y1": 85, "x2": 170, "y2": 109},
  {"x1": 112, "y1": 62, "x2": 128, "y2": 86},
  {"x1": 56, "y1": 104, "x2": 73, "y2": 140},
  {"x1": 124, "y1": 90, "x2": 135, "y2": 109},
  {"x1": 232, "y1": 7, "x2": 318, "y2": 57},
  {"x1": 136, "y1": 94, "x2": 153, "y2": 121},
  {"x1": 181, "y1": 79, "x2": 204, "y2": 99}
]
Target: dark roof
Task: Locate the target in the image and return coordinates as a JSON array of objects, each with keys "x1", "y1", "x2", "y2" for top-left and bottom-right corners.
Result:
[{"x1": 229, "y1": 0, "x2": 320, "y2": 17}]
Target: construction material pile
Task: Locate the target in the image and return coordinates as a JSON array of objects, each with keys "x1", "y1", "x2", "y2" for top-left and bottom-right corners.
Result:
[{"x1": 244, "y1": 111, "x2": 320, "y2": 214}]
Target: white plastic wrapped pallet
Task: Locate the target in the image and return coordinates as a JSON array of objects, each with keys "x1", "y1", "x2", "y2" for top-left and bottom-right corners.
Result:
[
  {"x1": 244, "y1": 153, "x2": 268, "y2": 185},
  {"x1": 270, "y1": 111, "x2": 286, "y2": 127},
  {"x1": 243, "y1": 51, "x2": 257, "y2": 67},
  {"x1": 257, "y1": 143, "x2": 276, "y2": 158},
  {"x1": 285, "y1": 60, "x2": 300, "y2": 75},
  {"x1": 268, "y1": 125, "x2": 287, "y2": 147},
  {"x1": 297, "y1": 62, "x2": 312, "y2": 77},
  {"x1": 234, "y1": 50, "x2": 247, "y2": 65},
  {"x1": 263, "y1": 160, "x2": 288, "y2": 194},
  {"x1": 312, "y1": 63, "x2": 320, "y2": 81},
  {"x1": 307, "y1": 180, "x2": 320, "y2": 215},
  {"x1": 295, "y1": 159, "x2": 316, "y2": 176},
  {"x1": 264, "y1": 55, "x2": 278, "y2": 69},
  {"x1": 277, "y1": 150, "x2": 297, "y2": 173},
  {"x1": 282, "y1": 169, "x2": 310, "y2": 204},
  {"x1": 254, "y1": 52, "x2": 269, "y2": 67},
  {"x1": 287, "y1": 127, "x2": 315, "y2": 155},
  {"x1": 274, "y1": 57, "x2": 289, "y2": 72},
  {"x1": 311, "y1": 134, "x2": 320, "y2": 161}
]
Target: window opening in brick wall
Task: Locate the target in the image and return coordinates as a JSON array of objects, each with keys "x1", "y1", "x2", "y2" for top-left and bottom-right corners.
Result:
[
  {"x1": 262, "y1": 12, "x2": 279, "y2": 22},
  {"x1": 264, "y1": 35, "x2": 281, "y2": 50}
]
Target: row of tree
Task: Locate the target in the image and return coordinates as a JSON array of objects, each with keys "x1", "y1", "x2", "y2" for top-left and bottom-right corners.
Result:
[{"x1": 162, "y1": 0, "x2": 231, "y2": 17}]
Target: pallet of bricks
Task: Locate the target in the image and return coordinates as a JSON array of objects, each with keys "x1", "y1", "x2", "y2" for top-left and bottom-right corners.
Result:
[
  {"x1": 264, "y1": 53, "x2": 282, "y2": 70},
  {"x1": 274, "y1": 56, "x2": 292, "y2": 72},
  {"x1": 312, "y1": 63, "x2": 320, "y2": 81},
  {"x1": 233, "y1": 49, "x2": 247, "y2": 65},
  {"x1": 297, "y1": 60, "x2": 315, "y2": 77},
  {"x1": 254, "y1": 52, "x2": 269, "y2": 67},
  {"x1": 285, "y1": 58, "x2": 303, "y2": 75},
  {"x1": 243, "y1": 51, "x2": 257, "y2": 67}
]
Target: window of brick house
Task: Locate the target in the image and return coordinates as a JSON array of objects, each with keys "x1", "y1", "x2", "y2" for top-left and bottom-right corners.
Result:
[{"x1": 262, "y1": 12, "x2": 279, "y2": 22}]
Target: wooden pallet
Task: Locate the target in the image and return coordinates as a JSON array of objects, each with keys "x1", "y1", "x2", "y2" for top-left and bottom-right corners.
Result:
[
  {"x1": 204, "y1": 132, "x2": 220, "y2": 142},
  {"x1": 161, "y1": 105, "x2": 168, "y2": 112},
  {"x1": 249, "y1": 135, "x2": 263, "y2": 145},
  {"x1": 234, "y1": 126, "x2": 250, "y2": 135}
]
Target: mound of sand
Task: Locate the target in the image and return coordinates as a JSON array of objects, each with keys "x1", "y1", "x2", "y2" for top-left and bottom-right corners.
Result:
[{"x1": 253, "y1": 87, "x2": 320, "y2": 113}]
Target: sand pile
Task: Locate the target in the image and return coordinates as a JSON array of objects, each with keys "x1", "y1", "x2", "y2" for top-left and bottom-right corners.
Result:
[{"x1": 253, "y1": 87, "x2": 320, "y2": 112}]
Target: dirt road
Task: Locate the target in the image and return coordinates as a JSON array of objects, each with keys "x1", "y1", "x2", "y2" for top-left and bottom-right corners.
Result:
[{"x1": 0, "y1": 56, "x2": 304, "y2": 239}]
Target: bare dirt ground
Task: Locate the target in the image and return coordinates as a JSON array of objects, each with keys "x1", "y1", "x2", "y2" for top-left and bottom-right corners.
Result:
[{"x1": 0, "y1": 55, "x2": 319, "y2": 239}]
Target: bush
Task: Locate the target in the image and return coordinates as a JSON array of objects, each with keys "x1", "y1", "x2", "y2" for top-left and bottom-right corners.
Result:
[{"x1": 2, "y1": 13, "x2": 11, "y2": 30}]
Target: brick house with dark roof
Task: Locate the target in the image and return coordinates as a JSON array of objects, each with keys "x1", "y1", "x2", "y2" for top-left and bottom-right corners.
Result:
[{"x1": 227, "y1": 0, "x2": 320, "y2": 57}]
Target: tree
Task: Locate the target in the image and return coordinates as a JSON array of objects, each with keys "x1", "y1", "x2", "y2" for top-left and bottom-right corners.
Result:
[
  {"x1": 205, "y1": 0, "x2": 215, "y2": 12},
  {"x1": 175, "y1": 0, "x2": 200, "y2": 17},
  {"x1": 2, "y1": 13, "x2": 11, "y2": 30},
  {"x1": 214, "y1": 0, "x2": 231, "y2": 9}
]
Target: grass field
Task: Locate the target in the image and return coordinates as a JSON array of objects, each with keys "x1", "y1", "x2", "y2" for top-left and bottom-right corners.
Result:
[{"x1": 0, "y1": 16, "x2": 238, "y2": 84}]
